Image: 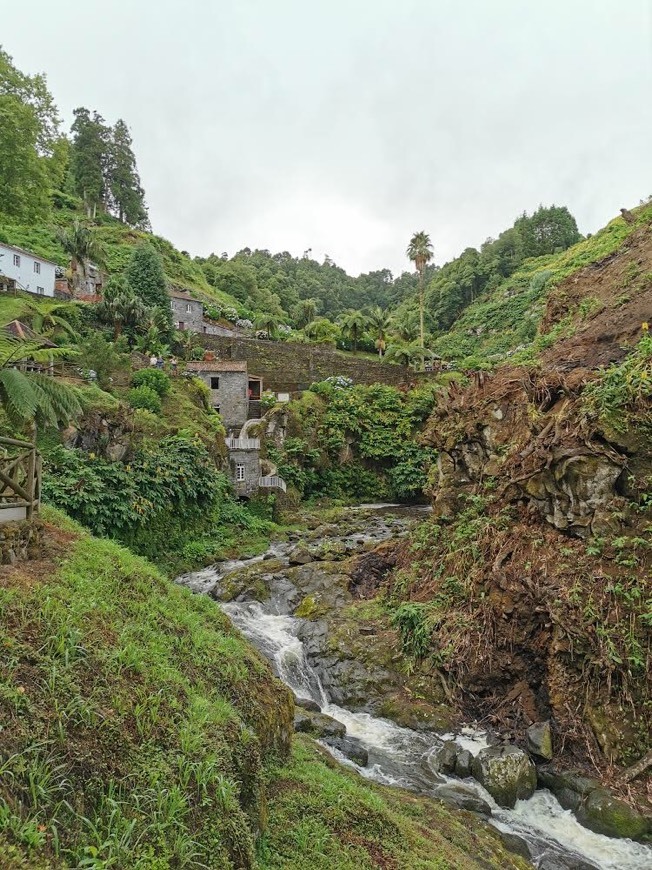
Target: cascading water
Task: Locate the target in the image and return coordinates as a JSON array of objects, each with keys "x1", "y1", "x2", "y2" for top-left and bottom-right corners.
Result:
[{"x1": 177, "y1": 511, "x2": 652, "y2": 870}]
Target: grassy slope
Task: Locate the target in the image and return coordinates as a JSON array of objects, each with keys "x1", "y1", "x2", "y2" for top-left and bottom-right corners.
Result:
[
  {"x1": 431, "y1": 202, "x2": 652, "y2": 367},
  {"x1": 0, "y1": 204, "x2": 240, "y2": 309},
  {"x1": 0, "y1": 508, "x2": 293, "y2": 868},
  {"x1": 0, "y1": 510, "x2": 530, "y2": 870}
]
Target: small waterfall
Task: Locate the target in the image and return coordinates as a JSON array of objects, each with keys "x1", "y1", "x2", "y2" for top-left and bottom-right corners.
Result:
[
  {"x1": 178, "y1": 510, "x2": 652, "y2": 870},
  {"x1": 220, "y1": 600, "x2": 651, "y2": 870}
]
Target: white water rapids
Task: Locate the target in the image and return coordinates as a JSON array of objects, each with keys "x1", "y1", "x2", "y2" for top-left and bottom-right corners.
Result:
[{"x1": 178, "y1": 519, "x2": 651, "y2": 870}]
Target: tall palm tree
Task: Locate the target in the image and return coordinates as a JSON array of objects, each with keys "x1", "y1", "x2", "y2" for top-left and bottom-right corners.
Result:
[
  {"x1": 340, "y1": 310, "x2": 368, "y2": 354},
  {"x1": 96, "y1": 279, "x2": 149, "y2": 341},
  {"x1": 295, "y1": 298, "x2": 318, "y2": 328},
  {"x1": 57, "y1": 221, "x2": 107, "y2": 296},
  {"x1": 367, "y1": 306, "x2": 392, "y2": 358},
  {"x1": 254, "y1": 312, "x2": 280, "y2": 339},
  {"x1": 393, "y1": 310, "x2": 420, "y2": 343},
  {"x1": 406, "y1": 231, "x2": 434, "y2": 356}
]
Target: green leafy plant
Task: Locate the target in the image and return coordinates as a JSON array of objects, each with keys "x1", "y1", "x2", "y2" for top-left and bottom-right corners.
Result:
[
  {"x1": 126, "y1": 384, "x2": 161, "y2": 413},
  {"x1": 131, "y1": 367, "x2": 171, "y2": 397}
]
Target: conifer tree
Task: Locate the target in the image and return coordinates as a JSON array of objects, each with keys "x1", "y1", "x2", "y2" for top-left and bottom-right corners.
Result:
[
  {"x1": 108, "y1": 119, "x2": 148, "y2": 227},
  {"x1": 70, "y1": 107, "x2": 110, "y2": 217},
  {"x1": 124, "y1": 244, "x2": 173, "y2": 340}
]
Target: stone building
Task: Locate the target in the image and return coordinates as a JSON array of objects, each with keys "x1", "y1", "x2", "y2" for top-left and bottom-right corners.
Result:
[
  {"x1": 184, "y1": 359, "x2": 283, "y2": 497},
  {"x1": 170, "y1": 289, "x2": 205, "y2": 332},
  {"x1": 184, "y1": 360, "x2": 262, "y2": 430}
]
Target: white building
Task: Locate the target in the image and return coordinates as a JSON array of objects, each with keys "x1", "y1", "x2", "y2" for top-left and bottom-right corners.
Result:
[{"x1": 0, "y1": 243, "x2": 57, "y2": 297}]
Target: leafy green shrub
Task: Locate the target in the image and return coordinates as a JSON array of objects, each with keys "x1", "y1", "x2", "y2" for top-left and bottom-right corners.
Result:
[
  {"x1": 127, "y1": 385, "x2": 161, "y2": 413},
  {"x1": 260, "y1": 390, "x2": 277, "y2": 412},
  {"x1": 131, "y1": 367, "x2": 171, "y2": 396}
]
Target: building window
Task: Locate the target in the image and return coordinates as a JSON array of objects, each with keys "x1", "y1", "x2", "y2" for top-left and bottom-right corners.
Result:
[
  {"x1": 210, "y1": 376, "x2": 220, "y2": 389},
  {"x1": 34, "y1": 262, "x2": 41, "y2": 274},
  {"x1": 37, "y1": 287, "x2": 45, "y2": 295},
  {"x1": 13, "y1": 254, "x2": 20, "y2": 267},
  {"x1": 186, "y1": 303, "x2": 192, "y2": 313},
  {"x1": 236, "y1": 463, "x2": 245, "y2": 482},
  {"x1": 178, "y1": 321, "x2": 185, "y2": 330}
]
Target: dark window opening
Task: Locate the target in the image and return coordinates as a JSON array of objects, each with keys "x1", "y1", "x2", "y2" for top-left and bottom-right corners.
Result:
[
  {"x1": 248, "y1": 379, "x2": 261, "y2": 399},
  {"x1": 210, "y1": 376, "x2": 220, "y2": 389}
]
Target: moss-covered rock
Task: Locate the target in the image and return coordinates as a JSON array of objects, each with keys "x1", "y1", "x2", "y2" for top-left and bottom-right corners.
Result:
[{"x1": 471, "y1": 746, "x2": 537, "y2": 808}]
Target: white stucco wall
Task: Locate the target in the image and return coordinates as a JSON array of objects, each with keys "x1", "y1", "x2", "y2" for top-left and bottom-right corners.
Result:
[{"x1": 0, "y1": 245, "x2": 56, "y2": 297}]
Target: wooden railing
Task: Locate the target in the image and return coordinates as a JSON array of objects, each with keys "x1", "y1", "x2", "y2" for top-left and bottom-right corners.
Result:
[
  {"x1": 0, "y1": 436, "x2": 41, "y2": 521},
  {"x1": 259, "y1": 475, "x2": 287, "y2": 492},
  {"x1": 225, "y1": 437, "x2": 260, "y2": 450}
]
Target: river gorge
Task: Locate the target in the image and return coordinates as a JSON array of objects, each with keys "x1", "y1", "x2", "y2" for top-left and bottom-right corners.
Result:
[{"x1": 177, "y1": 507, "x2": 651, "y2": 870}]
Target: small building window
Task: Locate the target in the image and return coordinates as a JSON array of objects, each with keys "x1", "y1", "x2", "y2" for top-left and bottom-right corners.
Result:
[
  {"x1": 210, "y1": 376, "x2": 220, "y2": 389},
  {"x1": 236, "y1": 463, "x2": 245, "y2": 482},
  {"x1": 13, "y1": 254, "x2": 20, "y2": 267},
  {"x1": 37, "y1": 287, "x2": 45, "y2": 295},
  {"x1": 186, "y1": 303, "x2": 192, "y2": 313},
  {"x1": 178, "y1": 321, "x2": 185, "y2": 330},
  {"x1": 34, "y1": 262, "x2": 41, "y2": 274}
]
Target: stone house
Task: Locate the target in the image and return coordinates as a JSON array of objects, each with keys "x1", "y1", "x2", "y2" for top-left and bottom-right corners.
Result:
[
  {"x1": 170, "y1": 289, "x2": 205, "y2": 332},
  {"x1": 184, "y1": 359, "x2": 283, "y2": 497}
]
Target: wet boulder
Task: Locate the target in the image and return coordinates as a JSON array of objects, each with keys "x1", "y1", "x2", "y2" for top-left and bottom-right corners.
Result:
[
  {"x1": 294, "y1": 696, "x2": 321, "y2": 713},
  {"x1": 526, "y1": 721, "x2": 553, "y2": 760},
  {"x1": 323, "y1": 736, "x2": 369, "y2": 767},
  {"x1": 575, "y1": 788, "x2": 650, "y2": 841},
  {"x1": 426, "y1": 740, "x2": 458, "y2": 775},
  {"x1": 454, "y1": 749, "x2": 473, "y2": 779},
  {"x1": 288, "y1": 546, "x2": 314, "y2": 565},
  {"x1": 432, "y1": 783, "x2": 492, "y2": 817},
  {"x1": 471, "y1": 745, "x2": 537, "y2": 808},
  {"x1": 293, "y1": 709, "x2": 346, "y2": 739}
]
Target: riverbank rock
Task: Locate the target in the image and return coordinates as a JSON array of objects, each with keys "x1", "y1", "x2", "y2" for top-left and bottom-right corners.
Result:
[
  {"x1": 294, "y1": 696, "x2": 321, "y2": 713},
  {"x1": 323, "y1": 736, "x2": 369, "y2": 767},
  {"x1": 432, "y1": 783, "x2": 492, "y2": 816},
  {"x1": 293, "y1": 709, "x2": 346, "y2": 739},
  {"x1": 426, "y1": 740, "x2": 458, "y2": 775},
  {"x1": 575, "y1": 788, "x2": 650, "y2": 841},
  {"x1": 454, "y1": 749, "x2": 473, "y2": 778},
  {"x1": 288, "y1": 545, "x2": 314, "y2": 565},
  {"x1": 526, "y1": 721, "x2": 553, "y2": 760},
  {"x1": 471, "y1": 745, "x2": 537, "y2": 808}
]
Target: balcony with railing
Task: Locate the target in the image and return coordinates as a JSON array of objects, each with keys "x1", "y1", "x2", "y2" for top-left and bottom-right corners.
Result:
[
  {"x1": 225, "y1": 436, "x2": 260, "y2": 450},
  {"x1": 259, "y1": 475, "x2": 287, "y2": 492}
]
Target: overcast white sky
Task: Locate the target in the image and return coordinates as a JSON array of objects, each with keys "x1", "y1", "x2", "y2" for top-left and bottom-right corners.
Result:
[{"x1": 4, "y1": 1, "x2": 652, "y2": 275}]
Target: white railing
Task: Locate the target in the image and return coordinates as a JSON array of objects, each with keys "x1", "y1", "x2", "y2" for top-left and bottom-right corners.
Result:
[
  {"x1": 259, "y1": 475, "x2": 287, "y2": 492},
  {"x1": 225, "y1": 437, "x2": 260, "y2": 450}
]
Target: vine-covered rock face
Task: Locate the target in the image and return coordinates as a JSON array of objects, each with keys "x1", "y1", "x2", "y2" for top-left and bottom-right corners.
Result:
[{"x1": 471, "y1": 745, "x2": 537, "y2": 808}]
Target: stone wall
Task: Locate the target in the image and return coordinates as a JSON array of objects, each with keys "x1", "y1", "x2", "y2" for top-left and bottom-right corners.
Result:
[
  {"x1": 201, "y1": 336, "x2": 411, "y2": 392},
  {"x1": 228, "y1": 448, "x2": 261, "y2": 497},
  {"x1": 193, "y1": 370, "x2": 249, "y2": 430},
  {"x1": 0, "y1": 518, "x2": 44, "y2": 564}
]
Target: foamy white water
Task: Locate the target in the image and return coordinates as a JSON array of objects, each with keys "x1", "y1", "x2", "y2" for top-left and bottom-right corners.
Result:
[{"x1": 219, "y1": 598, "x2": 652, "y2": 870}]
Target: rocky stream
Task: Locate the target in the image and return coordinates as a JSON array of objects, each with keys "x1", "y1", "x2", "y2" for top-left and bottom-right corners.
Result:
[{"x1": 177, "y1": 506, "x2": 651, "y2": 870}]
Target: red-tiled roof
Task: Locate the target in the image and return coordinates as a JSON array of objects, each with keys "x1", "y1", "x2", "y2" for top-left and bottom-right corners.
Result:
[{"x1": 186, "y1": 360, "x2": 247, "y2": 372}]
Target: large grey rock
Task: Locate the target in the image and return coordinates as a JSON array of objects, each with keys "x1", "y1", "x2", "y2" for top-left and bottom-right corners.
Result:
[
  {"x1": 426, "y1": 741, "x2": 458, "y2": 775},
  {"x1": 471, "y1": 745, "x2": 537, "y2": 808},
  {"x1": 293, "y1": 709, "x2": 346, "y2": 739},
  {"x1": 432, "y1": 783, "x2": 492, "y2": 816},
  {"x1": 288, "y1": 546, "x2": 314, "y2": 565},
  {"x1": 294, "y1": 696, "x2": 321, "y2": 713},
  {"x1": 527, "y1": 721, "x2": 553, "y2": 760},
  {"x1": 576, "y1": 788, "x2": 650, "y2": 841},
  {"x1": 537, "y1": 767, "x2": 601, "y2": 812},
  {"x1": 454, "y1": 749, "x2": 473, "y2": 779},
  {"x1": 323, "y1": 736, "x2": 369, "y2": 767}
]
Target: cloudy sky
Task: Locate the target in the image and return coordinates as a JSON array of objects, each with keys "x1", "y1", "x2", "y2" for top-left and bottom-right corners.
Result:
[{"x1": 4, "y1": 1, "x2": 652, "y2": 275}]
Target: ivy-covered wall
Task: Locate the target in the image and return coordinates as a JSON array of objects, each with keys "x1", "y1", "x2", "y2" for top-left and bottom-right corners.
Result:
[{"x1": 202, "y1": 336, "x2": 410, "y2": 392}]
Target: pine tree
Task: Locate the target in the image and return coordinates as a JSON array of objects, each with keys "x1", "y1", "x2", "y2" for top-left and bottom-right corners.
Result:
[
  {"x1": 124, "y1": 245, "x2": 173, "y2": 340},
  {"x1": 108, "y1": 119, "x2": 148, "y2": 227},
  {"x1": 70, "y1": 108, "x2": 110, "y2": 217}
]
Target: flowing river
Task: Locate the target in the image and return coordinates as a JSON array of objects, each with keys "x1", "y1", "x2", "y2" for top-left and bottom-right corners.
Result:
[{"x1": 177, "y1": 508, "x2": 651, "y2": 870}]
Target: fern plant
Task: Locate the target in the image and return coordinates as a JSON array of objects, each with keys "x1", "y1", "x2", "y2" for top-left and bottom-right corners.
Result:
[{"x1": 0, "y1": 326, "x2": 82, "y2": 431}]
